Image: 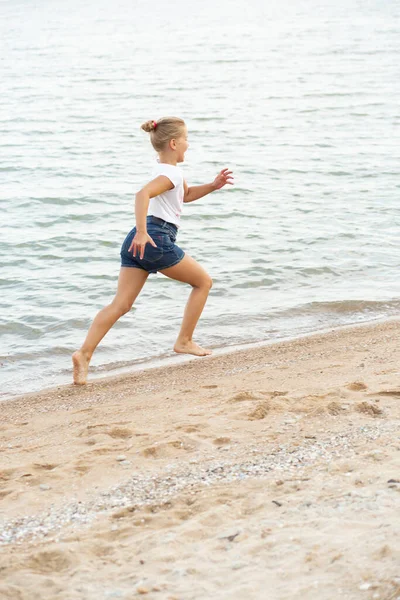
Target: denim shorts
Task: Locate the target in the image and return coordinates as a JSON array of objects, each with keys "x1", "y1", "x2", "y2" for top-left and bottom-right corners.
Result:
[{"x1": 120, "y1": 216, "x2": 185, "y2": 274}]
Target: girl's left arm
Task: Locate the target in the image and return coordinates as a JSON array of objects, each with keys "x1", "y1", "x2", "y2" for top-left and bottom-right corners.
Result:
[{"x1": 183, "y1": 168, "x2": 233, "y2": 203}]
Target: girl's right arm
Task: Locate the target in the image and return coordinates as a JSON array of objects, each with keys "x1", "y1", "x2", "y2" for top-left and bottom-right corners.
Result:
[{"x1": 129, "y1": 176, "x2": 174, "y2": 259}]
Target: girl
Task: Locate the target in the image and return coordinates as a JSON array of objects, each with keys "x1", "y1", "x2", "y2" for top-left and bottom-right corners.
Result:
[{"x1": 72, "y1": 116, "x2": 233, "y2": 385}]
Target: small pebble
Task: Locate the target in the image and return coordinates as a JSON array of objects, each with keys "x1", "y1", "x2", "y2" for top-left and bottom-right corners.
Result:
[
  {"x1": 39, "y1": 484, "x2": 51, "y2": 491},
  {"x1": 116, "y1": 455, "x2": 127, "y2": 462},
  {"x1": 359, "y1": 583, "x2": 372, "y2": 591},
  {"x1": 137, "y1": 586, "x2": 150, "y2": 594}
]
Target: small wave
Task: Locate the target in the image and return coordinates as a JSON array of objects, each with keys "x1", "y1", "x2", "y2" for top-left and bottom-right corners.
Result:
[
  {"x1": 35, "y1": 196, "x2": 93, "y2": 206},
  {"x1": 298, "y1": 266, "x2": 340, "y2": 276},
  {"x1": 85, "y1": 273, "x2": 116, "y2": 281},
  {"x1": 194, "y1": 211, "x2": 252, "y2": 220},
  {"x1": 31, "y1": 213, "x2": 102, "y2": 227},
  {"x1": 0, "y1": 322, "x2": 42, "y2": 337},
  {"x1": 232, "y1": 278, "x2": 278, "y2": 289},
  {"x1": 279, "y1": 299, "x2": 400, "y2": 317},
  {"x1": 326, "y1": 170, "x2": 352, "y2": 176},
  {"x1": 304, "y1": 92, "x2": 361, "y2": 98},
  {"x1": 191, "y1": 117, "x2": 225, "y2": 121},
  {"x1": 0, "y1": 345, "x2": 72, "y2": 363},
  {"x1": 0, "y1": 166, "x2": 21, "y2": 172}
]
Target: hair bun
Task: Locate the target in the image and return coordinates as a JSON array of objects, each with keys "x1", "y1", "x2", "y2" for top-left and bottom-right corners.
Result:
[{"x1": 141, "y1": 120, "x2": 156, "y2": 133}]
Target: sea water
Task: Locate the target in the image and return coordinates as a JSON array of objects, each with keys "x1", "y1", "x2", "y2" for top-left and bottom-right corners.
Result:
[{"x1": 1, "y1": 0, "x2": 400, "y2": 398}]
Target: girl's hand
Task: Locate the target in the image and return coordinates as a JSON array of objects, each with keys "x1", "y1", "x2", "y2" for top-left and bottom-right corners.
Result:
[
  {"x1": 212, "y1": 168, "x2": 234, "y2": 190},
  {"x1": 128, "y1": 231, "x2": 157, "y2": 260}
]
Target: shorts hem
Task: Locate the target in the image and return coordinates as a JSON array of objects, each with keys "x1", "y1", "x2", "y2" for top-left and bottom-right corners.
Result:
[
  {"x1": 120, "y1": 252, "x2": 185, "y2": 273},
  {"x1": 158, "y1": 252, "x2": 185, "y2": 271},
  {"x1": 120, "y1": 263, "x2": 147, "y2": 271}
]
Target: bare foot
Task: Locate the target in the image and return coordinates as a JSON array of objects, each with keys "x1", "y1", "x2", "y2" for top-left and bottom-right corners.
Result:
[
  {"x1": 173, "y1": 341, "x2": 212, "y2": 357},
  {"x1": 72, "y1": 350, "x2": 90, "y2": 385}
]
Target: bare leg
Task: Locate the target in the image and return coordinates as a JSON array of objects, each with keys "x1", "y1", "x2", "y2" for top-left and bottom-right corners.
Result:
[
  {"x1": 72, "y1": 267, "x2": 148, "y2": 384},
  {"x1": 160, "y1": 255, "x2": 213, "y2": 356}
]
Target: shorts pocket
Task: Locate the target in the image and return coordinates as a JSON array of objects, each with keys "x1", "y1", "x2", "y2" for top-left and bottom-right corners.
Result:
[{"x1": 143, "y1": 234, "x2": 164, "y2": 263}]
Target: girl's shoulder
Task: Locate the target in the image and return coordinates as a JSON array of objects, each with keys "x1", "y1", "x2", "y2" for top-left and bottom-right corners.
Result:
[{"x1": 152, "y1": 163, "x2": 183, "y2": 187}]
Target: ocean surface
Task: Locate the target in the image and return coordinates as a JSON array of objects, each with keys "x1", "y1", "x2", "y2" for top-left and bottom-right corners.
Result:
[{"x1": 1, "y1": 0, "x2": 400, "y2": 399}]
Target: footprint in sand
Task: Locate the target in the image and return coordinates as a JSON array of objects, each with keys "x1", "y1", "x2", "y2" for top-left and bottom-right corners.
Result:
[
  {"x1": 0, "y1": 489, "x2": 13, "y2": 499},
  {"x1": 176, "y1": 423, "x2": 208, "y2": 433},
  {"x1": 372, "y1": 545, "x2": 392, "y2": 560},
  {"x1": 81, "y1": 446, "x2": 119, "y2": 456},
  {"x1": 142, "y1": 438, "x2": 198, "y2": 458},
  {"x1": 108, "y1": 427, "x2": 133, "y2": 439},
  {"x1": 73, "y1": 463, "x2": 91, "y2": 475},
  {"x1": 0, "y1": 469, "x2": 39, "y2": 493},
  {"x1": 355, "y1": 401, "x2": 383, "y2": 416},
  {"x1": 32, "y1": 463, "x2": 59, "y2": 471},
  {"x1": 110, "y1": 505, "x2": 138, "y2": 520},
  {"x1": 247, "y1": 402, "x2": 271, "y2": 421},
  {"x1": 78, "y1": 424, "x2": 133, "y2": 440},
  {"x1": 229, "y1": 391, "x2": 261, "y2": 403},
  {"x1": 26, "y1": 549, "x2": 77, "y2": 574},
  {"x1": 0, "y1": 468, "x2": 17, "y2": 482},
  {"x1": 327, "y1": 401, "x2": 347, "y2": 416},
  {"x1": 229, "y1": 390, "x2": 287, "y2": 404},
  {"x1": 347, "y1": 381, "x2": 368, "y2": 391},
  {"x1": 213, "y1": 437, "x2": 231, "y2": 446}
]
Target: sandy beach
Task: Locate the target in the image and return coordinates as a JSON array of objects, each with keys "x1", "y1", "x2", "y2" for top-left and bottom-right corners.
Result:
[{"x1": 1, "y1": 320, "x2": 399, "y2": 600}]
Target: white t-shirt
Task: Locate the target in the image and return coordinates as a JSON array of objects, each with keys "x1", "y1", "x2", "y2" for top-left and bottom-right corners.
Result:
[{"x1": 148, "y1": 162, "x2": 184, "y2": 227}]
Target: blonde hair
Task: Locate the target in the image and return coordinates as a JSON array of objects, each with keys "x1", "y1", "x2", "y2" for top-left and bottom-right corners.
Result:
[{"x1": 141, "y1": 117, "x2": 186, "y2": 152}]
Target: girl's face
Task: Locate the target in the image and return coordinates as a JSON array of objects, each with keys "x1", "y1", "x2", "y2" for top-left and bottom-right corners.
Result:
[{"x1": 174, "y1": 128, "x2": 189, "y2": 163}]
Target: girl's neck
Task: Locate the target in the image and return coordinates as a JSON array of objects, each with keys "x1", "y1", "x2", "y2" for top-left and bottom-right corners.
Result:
[{"x1": 158, "y1": 152, "x2": 177, "y2": 166}]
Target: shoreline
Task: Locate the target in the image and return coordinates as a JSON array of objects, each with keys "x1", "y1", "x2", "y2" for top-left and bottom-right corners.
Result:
[
  {"x1": 1, "y1": 318, "x2": 400, "y2": 599},
  {"x1": 2, "y1": 313, "x2": 399, "y2": 406}
]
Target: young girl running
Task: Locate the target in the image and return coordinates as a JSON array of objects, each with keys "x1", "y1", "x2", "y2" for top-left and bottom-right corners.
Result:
[{"x1": 72, "y1": 116, "x2": 233, "y2": 385}]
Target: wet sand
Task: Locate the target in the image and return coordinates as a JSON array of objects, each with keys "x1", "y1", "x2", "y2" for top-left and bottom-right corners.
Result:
[{"x1": 1, "y1": 320, "x2": 400, "y2": 600}]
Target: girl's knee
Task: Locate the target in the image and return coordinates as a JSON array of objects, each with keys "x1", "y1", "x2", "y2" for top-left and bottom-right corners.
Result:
[
  {"x1": 112, "y1": 298, "x2": 133, "y2": 316},
  {"x1": 199, "y1": 275, "x2": 213, "y2": 290}
]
